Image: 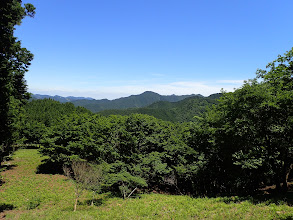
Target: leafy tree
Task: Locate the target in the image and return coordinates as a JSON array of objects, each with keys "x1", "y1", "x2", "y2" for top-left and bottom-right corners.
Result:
[
  {"x1": 0, "y1": 0, "x2": 35, "y2": 160},
  {"x1": 196, "y1": 81, "x2": 272, "y2": 194},
  {"x1": 193, "y1": 48, "x2": 293, "y2": 194},
  {"x1": 255, "y1": 48, "x2": 293, "y2": 191}
]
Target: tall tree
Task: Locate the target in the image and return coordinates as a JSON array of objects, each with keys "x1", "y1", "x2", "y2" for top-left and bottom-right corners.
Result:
[
  {"x1": 0, "y1": 0, "x2": 35, "y2": 161},
  {"x1": 256, "y1": 48, "x2": 293, "y2": 191}
]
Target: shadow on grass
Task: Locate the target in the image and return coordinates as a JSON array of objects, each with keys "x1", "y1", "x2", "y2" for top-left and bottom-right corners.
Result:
[
  {"x1": 36, "y1": 159, "x2": 63, "y2": 174},
  {"x1": 217, "y1": 191, "x2": 293, "y2": 206},
  {"x1": 276, "y1": 216, "x2": 293, "y2": 220},
  {"x1": 61, "y1": 198, "x2": 106, "y2": 212},
  {"x1": 81, "y1": 192, "x2": 135, "y2": 207},
  {"x1": 0, "y1": 203, "x2": 15, "y2": 212},
  {"x1": 0, "y1": 164, "x2": 17, "y2": 186},
  {"x1": 0, "y1": 164, "x2": 17, "y2": 172},
  {"x1": 82, "y1": 198, "x2": 105, "y2": 207}
]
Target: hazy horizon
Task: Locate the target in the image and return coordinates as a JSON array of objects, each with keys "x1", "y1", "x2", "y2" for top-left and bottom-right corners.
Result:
[
  {"x1": 31, "y1": 90, "x2": 214, "y2": 101},
  {"x1": 29, "y1": 80, "x2": 240, "y2": 100}
]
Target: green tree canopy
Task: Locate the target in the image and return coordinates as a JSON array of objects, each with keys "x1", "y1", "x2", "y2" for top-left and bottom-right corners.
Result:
[
  {"x1": 191, "y1": 48, "x2": 293, "y2": 194},
  {"x1": 0, "y1": 0, "x2": 35, "y2": 160}
]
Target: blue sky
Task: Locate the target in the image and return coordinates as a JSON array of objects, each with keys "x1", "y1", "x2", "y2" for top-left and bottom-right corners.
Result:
[{"x1": 16, "y1": 0, "x2": 293, "y2": 99}]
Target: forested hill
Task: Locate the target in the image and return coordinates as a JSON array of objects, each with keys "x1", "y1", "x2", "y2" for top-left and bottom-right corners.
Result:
[
  {"x1": 99, "y1": 93, "x2": 222, "y2": 122},
  {"x1": 31, "y1": 91, "x2": 200, "y2": 112},
  {"x1": 70, "y1": 91, "x2": 200, "y2": 112}
]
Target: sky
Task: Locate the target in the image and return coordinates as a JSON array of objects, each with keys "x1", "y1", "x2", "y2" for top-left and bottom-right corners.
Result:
[{"x1": 16, "y1": 0, "x2": 293, "y2": 100}]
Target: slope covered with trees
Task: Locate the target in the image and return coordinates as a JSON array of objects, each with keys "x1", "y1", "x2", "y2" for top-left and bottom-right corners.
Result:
[
  {"x1": 70, "y1": 91, "x2": 199, "y2": 112},
  {"x1": 19, "y1": 99, "x2": 91, "y2": 145},
  {"x1": 99, "y1": 93, "x2": 221, "y2": 122}
]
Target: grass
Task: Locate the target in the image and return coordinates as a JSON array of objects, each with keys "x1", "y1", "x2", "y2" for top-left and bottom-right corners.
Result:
[{"x1": 0, "y1": 149, "x2": 292, "y2": 219}]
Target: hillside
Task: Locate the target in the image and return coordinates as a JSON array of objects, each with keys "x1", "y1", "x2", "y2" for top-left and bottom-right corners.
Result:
[
  {"x1": 99, "y1": 93, "x2": 222, "y2": 122},
  {"x1": 71, "y1": 91, "x2": 200, "y2": 112},
  {"x1": 31, "y1": 91, "x2": 200, "y2": 113},
  {"x1": 0, "y1": 149, "x2": 292, "y2": 219}
]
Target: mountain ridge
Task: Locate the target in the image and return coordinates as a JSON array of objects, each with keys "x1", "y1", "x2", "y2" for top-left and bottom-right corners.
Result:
[
  {"x1": 99, "y1": 93, "x2": 222, "y2": 122},
  {"x1": 32, "y1": 91, "x2": 202, "y2": 112},
  {"x1": 31, "y1": 94, "x2": 94, "y2": 103}
]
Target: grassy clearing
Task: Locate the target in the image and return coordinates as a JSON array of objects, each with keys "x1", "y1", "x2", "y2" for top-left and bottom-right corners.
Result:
[
  {"x1": 0, "y1": 149, "x2": 75, "y2": 214},
  {"x1": 0, "y1": 149, "x2": 292, "y2": 219}
]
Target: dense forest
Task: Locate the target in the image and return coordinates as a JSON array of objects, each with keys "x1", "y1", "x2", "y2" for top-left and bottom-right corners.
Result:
[
  {"x1": 1, "y1": 0, "x2": 292, "y2": 204},
  {"x1": 9, "y1": 48, "x2": 293, "y2": 197}
]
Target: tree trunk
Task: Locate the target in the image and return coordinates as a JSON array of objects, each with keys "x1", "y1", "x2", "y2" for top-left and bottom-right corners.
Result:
[
  {"x1": 282, "y1": 163, "x2": 293, "y2": 192},
  {"x1": 271, "y1": 158, "x2": 281, "y2": 192},
  {"x1": 91, "y1": 191, "x2": 95, "y2": 206},
  {"x1": 74, "y1": 189, "x2": 80, "y2": 212},
  {"x1": 74, "y1": 197, "x2": 78, "y2": 212},
  {"x1": 275, "y1": 174, "x2": 281, "y2": 191},
  {"x1": 127, "y1": 187, "x2": 137, "y2": 198}
]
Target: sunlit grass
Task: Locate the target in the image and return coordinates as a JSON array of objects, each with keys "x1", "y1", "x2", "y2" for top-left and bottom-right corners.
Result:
[
  {"x1": 0, "y1": 149, "x2": 75, "y2": 210},
  {"x1": 0, "y1": 149, "x2": 292, "y2": 219}
]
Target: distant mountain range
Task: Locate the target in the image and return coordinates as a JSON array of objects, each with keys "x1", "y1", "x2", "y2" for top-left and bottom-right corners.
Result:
[
  {"x1": 32, "y1": 91, "x2": 202, "y2": 112},
  {"x1": 99, "y1": 93, "x2": 222, "y2": 122},
  {"x1": 31, "y1": 94, "x2": 94, "y2": 103},
  {"x1": 31, "y1": 91, "x2": 222, "y2": 122}
]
